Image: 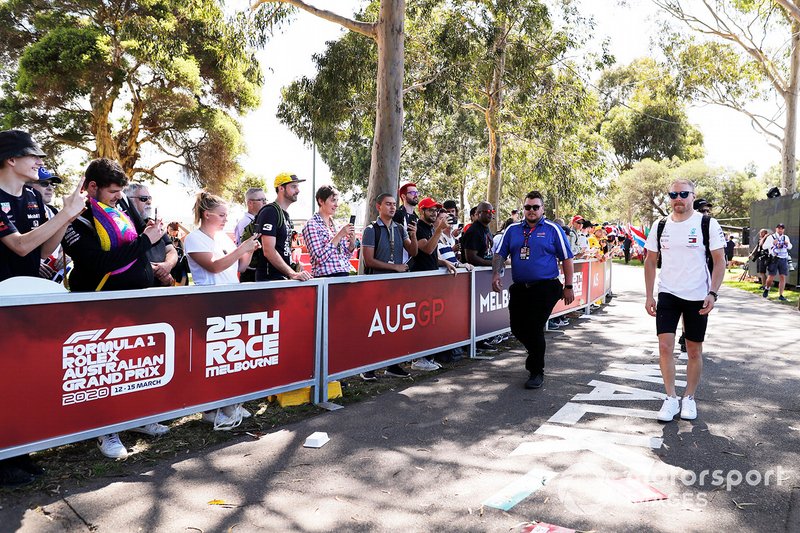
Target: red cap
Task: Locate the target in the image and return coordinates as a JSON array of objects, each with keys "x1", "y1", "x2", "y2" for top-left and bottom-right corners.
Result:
[
  {"x1": 417, "y1": 197, "x2": 442, "y2": 210},
  {"x1": 571, "y1": 215, "x2": 584, "y2": 224}
]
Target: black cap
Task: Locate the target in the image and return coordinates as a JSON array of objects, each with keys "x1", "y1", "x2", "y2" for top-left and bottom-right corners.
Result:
[
  {"x1": 0, "y1": 130, "x2": 46, "y2": 161},
  {"x1": 693, "y1": 198, "x2": 712, "y2": 210},
  {"x1": 582, "y1": 219, "x2": 594, "y2": 228},
  {"x1": 776, "y1": 223, "x2": 785, "y2": 228}
]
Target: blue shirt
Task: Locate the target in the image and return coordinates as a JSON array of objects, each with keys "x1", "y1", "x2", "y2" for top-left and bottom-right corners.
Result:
[{"x1": 496, "y1": 217, "x2": 573, "y2": 283}]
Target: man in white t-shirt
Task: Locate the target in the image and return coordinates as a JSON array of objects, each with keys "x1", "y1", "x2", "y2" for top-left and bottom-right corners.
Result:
[
  {"x1": 644, "y1": 179, "x2": 726, "y2": 423},
  {"x1": 762, "y1": 223, "x2": 793, "y2": 301}
]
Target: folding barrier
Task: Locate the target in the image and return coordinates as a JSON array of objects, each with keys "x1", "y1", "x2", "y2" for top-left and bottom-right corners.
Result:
[
  {"x1": 0, "y1": 259, "x2": 611, "y2": 458},
  {"x1": 0, "y1": 281, "x2": 322, "y2": 460}
]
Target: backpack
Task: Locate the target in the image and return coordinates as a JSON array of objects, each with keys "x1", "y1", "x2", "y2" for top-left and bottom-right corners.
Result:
[
  {"x1": 241, "y1": 202, "x2": 286, "y2": 270},
  {"x1": 656, "y1": 214, "x2": 714, "y2": 274}
]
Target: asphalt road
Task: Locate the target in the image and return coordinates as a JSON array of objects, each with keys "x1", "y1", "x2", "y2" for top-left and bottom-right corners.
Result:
[{"x1": 1, "y1": 263, "x2": 798, "y2": 532}]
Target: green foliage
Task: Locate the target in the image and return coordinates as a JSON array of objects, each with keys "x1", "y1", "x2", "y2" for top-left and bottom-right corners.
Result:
[
  {"x1": 0, "y1": 0, "x2": 265, "y2": 189},
  {"x1": 226, "y1": 173, "x2": 269, "y2": 205}
]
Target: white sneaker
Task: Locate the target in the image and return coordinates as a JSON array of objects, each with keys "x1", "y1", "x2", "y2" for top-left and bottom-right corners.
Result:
[
  {"x1": 129, "y1": 422, "x2": 170, "y2": 437},
  {"x1": 680, "y1": 396, "x2": 697, "y2": 420},
  {"x1": 238, "y1": 406, "x2": 252, "y2": 418},
  {"x1": 201, "y1": 408, "x2": 243, "y2": 431},
  {"x1": 411, "y1": 358, "x2": 439, "y2": 371},
  {"x1": 657, "y1": 396, "x2": 681, "y2": 422},
  {"x1": 97, "y1": 433, "x2": 128, "y2": 459}
]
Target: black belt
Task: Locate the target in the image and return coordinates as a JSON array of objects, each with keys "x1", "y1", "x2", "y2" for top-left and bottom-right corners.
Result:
[{"x1": 516, "y1": 278, "x2": 560, "y2": 289}]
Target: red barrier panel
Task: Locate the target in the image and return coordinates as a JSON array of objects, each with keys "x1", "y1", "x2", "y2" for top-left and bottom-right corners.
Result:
[
  {"x1": 326, "y1": 273, "x2": 471, "y2": 375},
  {"x1": 552, "y1": 260, "x2": 591, "y2": 315},
  {"x1": 0, "y1": 284, "x2": 318, "y2": 457},
  {"x1": 588, "y1": 260, "x2": 607, "y2": 303}
]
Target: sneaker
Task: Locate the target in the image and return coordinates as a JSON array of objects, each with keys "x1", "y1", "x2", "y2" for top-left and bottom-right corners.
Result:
[
  {"x1": 238, "y1": 406, "x2": 252, "y2": 418},
  {"x1": 762, "y1": 289, "x2": 769, "y2": 298},
  {"x1": 778, "y1": 296, "x2": 788, "y2": 301},
  {"x1": 411, "y1": 358, "x2": 439, "y2": 371},
  {"x1": 657, "y1": 397, "x2": 680, "y2": 422},
  {"x1": 0, "y1": 461, "x2": 35, "y2": 487},
  {"x1": 201, "y1": 409, "x2": 243, "y2": 431},
  {"x1": 525, "y1": 373, "x2": 544, "y2": 389},
  {"x1": 680, "y1": 395, "x2": 697, "y2": 420},
  {"x1": 129, "y1": 422, "x2": 170, "y2": 437},
  {"x1": 557, "y1": 318, "x2": 569, "y2": 327},
  {"x1": 547, "y1": 319, "x2": 560, "y2": 330},
  {"x1": 360, "y1": 371, "x2": 377, "y2": 381},
  {"x1": 384, "y1": 364, "x2": 410, "y2": 378},
  {"x1": 97, "y1": 433, "x2": 128, "y2": 459}
]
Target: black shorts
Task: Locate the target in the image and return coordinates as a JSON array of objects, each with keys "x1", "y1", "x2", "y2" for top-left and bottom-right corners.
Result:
[
  {"x1": 656, "y1": 292, "x2": 709, "y2": 342},
  {"x1": 756, "y1": 256, "x2": 768, "y2": 274}
]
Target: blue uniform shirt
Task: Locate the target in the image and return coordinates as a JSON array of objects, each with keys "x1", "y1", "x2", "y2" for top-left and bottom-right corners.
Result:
[{"x1": 496, "y1": 217, "x2": 573, "y2": 283}]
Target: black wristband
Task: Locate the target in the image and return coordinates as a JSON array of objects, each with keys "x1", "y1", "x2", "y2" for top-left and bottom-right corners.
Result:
[
  {"x1": 708, "y1": 291, "x2": 718, "y2": 301},
  {"x1": 564, "y1": 284, "x2": 573, "y2": 289}
]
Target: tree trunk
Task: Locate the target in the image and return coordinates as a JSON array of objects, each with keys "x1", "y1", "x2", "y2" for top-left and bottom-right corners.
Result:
[
  {"x1": 486, "y1": 24, "x2": 507, "y2": 233},
  {"x1": 90, "y1": 93, "x2": 120, "y2": 163},
  {"x1": 782, "y1": 18, "x2": 800, "y2": 194},
  {"x1": 365, "y1": 0, "x2": 405, "y2": 222}
]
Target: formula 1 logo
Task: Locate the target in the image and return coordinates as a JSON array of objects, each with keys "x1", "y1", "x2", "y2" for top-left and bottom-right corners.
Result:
[{"x1": 61, "y1": 323, "x2": 175, "y2": 406}]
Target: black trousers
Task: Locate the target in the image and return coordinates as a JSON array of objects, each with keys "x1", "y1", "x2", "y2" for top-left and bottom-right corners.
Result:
[{"x1": 508, "y1": 279, "x2": 563, "y2": 375}]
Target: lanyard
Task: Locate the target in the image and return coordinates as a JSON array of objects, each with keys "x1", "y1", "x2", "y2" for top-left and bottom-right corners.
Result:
[{"x1": 386, "y1": 221, "x2": 396, "y2": 262}]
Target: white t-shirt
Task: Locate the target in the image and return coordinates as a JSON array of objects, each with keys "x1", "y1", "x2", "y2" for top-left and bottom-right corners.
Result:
[
  {"x1": 184, "y1": 230, "x2": 240, "y2": 286},
  {"x1": 645, "y1": 212, "x2": 725, "y2": 301},
  {"x1": 762, "y1": 233, "x2": 793, "y2": 259}
]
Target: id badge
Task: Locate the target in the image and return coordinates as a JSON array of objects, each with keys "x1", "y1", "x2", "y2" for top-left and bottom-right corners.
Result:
[{"x1": 520, "y1": 246, "x2": 530, "y2": 260}]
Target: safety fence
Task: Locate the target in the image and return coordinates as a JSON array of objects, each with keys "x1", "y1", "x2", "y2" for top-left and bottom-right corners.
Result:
[{"x1": 0, "y1": 259, "x2": 610, "y2": 460}]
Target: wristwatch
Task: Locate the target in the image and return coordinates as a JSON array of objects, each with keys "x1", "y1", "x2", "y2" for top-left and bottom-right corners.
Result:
[
  {"x1": 708, "y1": 291, "x2": 718, "y2": 301},
  {"x1": 564, "y1": 284, "x2": 573, "y2": 289}
]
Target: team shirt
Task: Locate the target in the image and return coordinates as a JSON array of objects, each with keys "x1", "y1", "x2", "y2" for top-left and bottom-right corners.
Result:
[
  {"x1": 495, "y1": 217, "x2": 573, "y2": 283},
  {"x1": 645, "y1": 211, "x2": 725, "y2": 301},
  {"x1": 0, "y1": 185, "x2": 46, "y2": 281},
  {"x1": 255, "y1": 204, "x2": 293, "y2": 280}
]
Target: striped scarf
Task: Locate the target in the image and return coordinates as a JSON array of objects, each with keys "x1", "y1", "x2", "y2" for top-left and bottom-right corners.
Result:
[{"x1": 90, "y1": 198, "x2": 138, "y2": 288}]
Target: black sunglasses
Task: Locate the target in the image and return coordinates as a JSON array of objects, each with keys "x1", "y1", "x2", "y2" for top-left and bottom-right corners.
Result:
[
  {"x1": 523, "y1": 204, "x2": 542, "y2": 211},
  {"x1": 668, "y1": 191, "x2": 692, "y2": 199},
  {"x1": 132, "y1": 196, "x2": 152, "y2": 202}
]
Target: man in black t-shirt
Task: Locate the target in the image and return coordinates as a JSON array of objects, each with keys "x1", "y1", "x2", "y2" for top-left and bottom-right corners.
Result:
[
  {"x1": 462, "y1": 201, "x2": 495, "y2": 267},
  {"x1": 410, "y1": 197, "x2": 457, "y2": 275},
  {"x1": 0, "y1": 129, "x2": 87, "y2": 487},
  {"x1": 256, "y1": 172, "x2": 312, "y2": 281}
]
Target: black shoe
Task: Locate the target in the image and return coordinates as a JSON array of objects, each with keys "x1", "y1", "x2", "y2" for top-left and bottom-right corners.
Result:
[
  {"x1": 0, "y1": 461, "x2": 35, "y2": 487},
  {"x1": 360, "y1": 371, "x2": 377, "y2": 381},
  {"x1": 10, "y1": 454, "x2": 45, "y2": 477},
  {"x1": 525, "y1": 373, "x2": 544, "y2": 389},
  {"x1": 384, "y1": 364, "x2": 410, "y2": 378},
  {"x1": 434, "y1": 352, "x2": 454, "y2": 364}
]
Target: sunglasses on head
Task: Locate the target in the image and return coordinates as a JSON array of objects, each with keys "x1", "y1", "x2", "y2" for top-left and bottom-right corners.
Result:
[
  {"x1": 133, "y1": 196, "x2": 152, "y2": 202},
  {"x1": 481, "y1": 209, "x2": 496, "y2": 214},
  {"x1": 668, "y1": 191, "x2": 692, "y2": 199},
  {"x1": 523, "y1": 204, "x2": 542, "y2": 211}
]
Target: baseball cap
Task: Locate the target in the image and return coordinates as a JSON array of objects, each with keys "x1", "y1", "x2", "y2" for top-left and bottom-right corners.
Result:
[
  {"x1": 582, "y1": 219, "x2": 594, "y2": 228},
  {"x1": 0, "y1": 130, "x2": 46, "y2": 161},
  {"x1": 571, "y1": 215, "x2": 584, "y2": 224},
  {"x1": 693, "y1": 198, "x2": 712, "y2": 210},
  {"x1": 274, "y1": 172, "x2": 305, "y2": 188},
  {"x1": 417, "y1": 197, "x2": 442, "y2": 210},
  {"x1": 37, "y1": 167, "x2": 62, "y2": 184},
  {"x1": 398, "y1": 182, "x2": 417, "y2": 196},
  {"x1": 776, "y1": 223, "x2": 785, "y2": 228}
]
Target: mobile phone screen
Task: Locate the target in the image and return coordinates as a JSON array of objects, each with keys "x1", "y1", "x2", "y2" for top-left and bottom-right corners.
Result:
[{"x1": 349, "y1": 215, "x2": 356, "y2": 224}]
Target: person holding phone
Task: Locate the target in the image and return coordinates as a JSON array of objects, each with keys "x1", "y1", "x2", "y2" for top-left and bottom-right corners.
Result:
[{"x1": 302, "y1": 185, "x2": 356, "y2": 278}]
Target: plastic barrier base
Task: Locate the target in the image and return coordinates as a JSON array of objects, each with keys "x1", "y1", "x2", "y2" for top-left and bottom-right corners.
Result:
[{"x1": 274, "y1": 382, "x2": 342, "y2": 407}]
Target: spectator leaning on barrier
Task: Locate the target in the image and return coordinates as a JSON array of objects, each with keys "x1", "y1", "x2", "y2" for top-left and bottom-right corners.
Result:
[
  {"x1": 0, "y1": 129, "x2": 87, "y2": 487},
  {"x1": 235, "y1": 187, "x2": 267, "y2": 282},
  {"x1": 256, "y1": 173, "x2": 312, "y2": 282},
  {"x1": 570, "y1": 215, "x2": 587, "y2": 257},
  {"x1": 360, "y1": 192, "x2": 418, "y2": 380},
  {"x1": 463, "y1": 202, "x2": 495, "y2": 267},
  {"x1": 762, "y1": 223, "x2": 793, "y2": 301},
  {"x1": 492, "y1": 190, "x2": 574, "y2": 390},
  {"x1": 122, "y1": 183, "x2": 178, "y2": 287},
  {"x1": 644, "y1": 179, "x2": 726, "y2": 423},
  {"x1": 302, "y1": 185, "x2": 356, "y2": 278},
  {"x1": 62, "y1": 158, "x2": 171, "y2": 459},
  {"x1": 184, "y1": 191, "x2": 261, "y2": 430}
]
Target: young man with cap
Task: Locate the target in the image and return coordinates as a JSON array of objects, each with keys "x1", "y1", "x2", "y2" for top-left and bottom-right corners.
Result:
[
  {"x1": 569, "y1": 215, "x2": 586, "y2": 257},
  {"x1": 645, "y1": 179, "x2": 726, "y2": 422},
  {"x1": 0, "y1": 130, "x2": 86, "y2": 486},
  {"x1": 256, "y1": 173, "x2": 312, "y2": 282},
  {"x1": 762, "y1": 223, "x2": 793, "y2": 301},
  {"x1": 492, "y1": 191, "x2": 574, "y2": 389},
  {"x1": 30, "y1": 167, "x2": 68, "y2": 280}
]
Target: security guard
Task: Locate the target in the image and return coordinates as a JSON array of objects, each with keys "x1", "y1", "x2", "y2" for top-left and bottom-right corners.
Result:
[{"x1": 492, "y1": 190, "x2": 574, "y2": 389}]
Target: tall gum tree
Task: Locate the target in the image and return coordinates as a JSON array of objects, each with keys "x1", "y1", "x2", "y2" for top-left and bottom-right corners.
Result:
[
  {"x1": 654, "y1": 0, "x2": 800, "y2": 193},
  {"x1": 252, "y1": 0, "x2": 404, "y2": 220}
]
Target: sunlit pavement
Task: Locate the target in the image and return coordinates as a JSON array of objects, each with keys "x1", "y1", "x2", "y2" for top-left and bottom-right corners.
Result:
[{"x1": 3, "y1": 264, "x2": 799, "y2": 532}]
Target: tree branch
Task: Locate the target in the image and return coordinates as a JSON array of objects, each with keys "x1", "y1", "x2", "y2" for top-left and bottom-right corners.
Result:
[
  {"x1": 774, "y1": 0, "x2": 800, "y2": 23},
  {"x1": 250, "y1": 0, "x2": 377, "y2": 39}
]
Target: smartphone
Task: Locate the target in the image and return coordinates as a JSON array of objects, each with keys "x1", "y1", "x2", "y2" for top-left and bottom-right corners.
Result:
[
  {"x1": 154, "y1": 207, "x2": 158, "y2": 221},
  {"x1": 349, "y1": 215, "x2": 356, "y2": 225}
]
